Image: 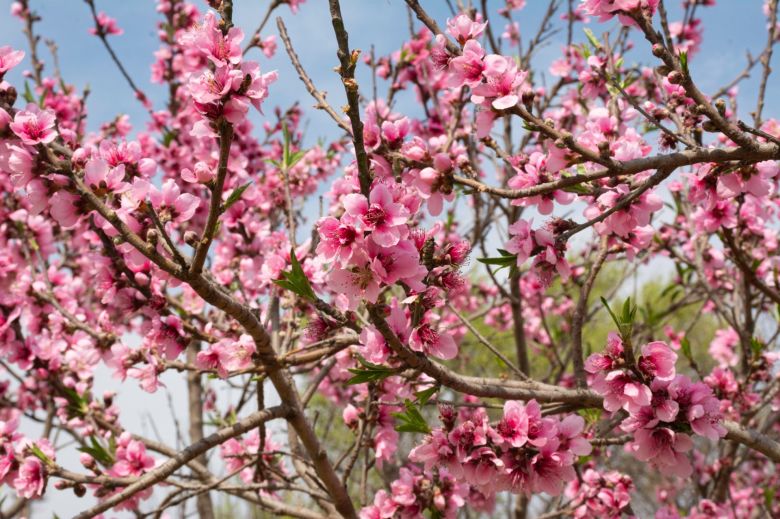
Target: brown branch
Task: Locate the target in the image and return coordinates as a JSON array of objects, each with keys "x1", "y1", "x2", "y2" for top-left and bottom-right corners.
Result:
[
  {"x1": 190, "y1": 121, "x2": 233, "y2": 274},
  {"x1": 571, "y1": 237, "x2": 610, "y2": 387},
  {"x1": 454, "y1": 143, "x2": 779, "y2": 200},
  {"x1": 559, "y1": 166, "x2": 675, "y2": 242},
  {"x1": 73, "y1": 406, "x2": 290, "y2": 519},
  {"x1": 755, "y1": 0, "x2": 778, "y2": 126},
  {"x1": 328, "y1": 0, "x2": 372, "y2": 197},
  {"x1": 276, "y1": 17, "x2": 351, "y2": 133}
]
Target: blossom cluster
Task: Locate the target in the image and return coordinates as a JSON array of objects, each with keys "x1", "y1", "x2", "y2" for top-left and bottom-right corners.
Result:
[
  {"x1": 586, "y1": 334, "x2": 725, "y2": 476},
  {"x1": 408, "y1": 401, "x2": 591, "y2": 499}
]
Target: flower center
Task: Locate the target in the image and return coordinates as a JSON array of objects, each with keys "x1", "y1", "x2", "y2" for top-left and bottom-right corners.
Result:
[{"x1": 364, "y1": 204, "x2": 387, "y2": 227}]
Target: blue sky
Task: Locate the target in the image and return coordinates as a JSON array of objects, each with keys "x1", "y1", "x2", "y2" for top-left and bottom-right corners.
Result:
[
  {"x1": 3, "y1": 1, "x2": 777, "y2": 141},
  {"x1": 1, "y1": 0, "x2": 779, "y2": 516}
]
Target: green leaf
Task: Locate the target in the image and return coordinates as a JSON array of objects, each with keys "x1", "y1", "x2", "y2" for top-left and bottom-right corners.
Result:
[
  {"x1": 602, "y1": 297, "x2": 636, "y2": 338},
  {"x1": 583, "y1": 28, "x2": 602, "y2": 50},
  {"x1": 273, "y1": 249, "x2": 317, "y2": 301},
  {"x1": 678, "y1": 50, "x2": 689, "y2": 75},
  {"x1": 288, "y1": 150, "x2": 306, "y2": 169},
  {"x1": 680, "y1": 337, "x2": 692, "y2": 361},
  {"x1": 61, "y1": 387, "x2": 88, "y2": 418},
  {"x1": 477, "y1": 251, "x2": 517, "y2": 268},
  {"x1": 77, "y1": 437, "x2": 115, "y2": 467},
  {"x1": 222, "y1": 181, "x2": 252, "y2": 212},
  {"x1": 414, "y1": 386, "x2": 439, "y2": 406},
  {"x1": 280, "y1": 123, "x2": 306, "y2": 169},
  {"x1": 578, "y1": 408, "x2": 602, "y2": 425},
  {"x1": 347, "y1": 357, "x2": 396, "y2": 385},
  {"x1": 161, "y1": 130, "x2": 178, "y2": 148},
  {"x1": 28, "y1": 444, "x2": 52, "y2": 465},
  {"x1": 392, "y1": 400, "x2": 431, "y2": 434},
  {"x1": 23, "y1": 81, "x2": 35, "y2": 104},
  {"x1": 562, "y1": 183, "x2": 590, "y2": 194},
  {"x1": 621, "y1": 297, "x2": 637, "y2": 327},
  {"x1": 600, "y1": 297, "x2": 621, "y2": 330},
  {"x1": 751, "y1": 337, "x2": 764, "y2": 358},
  {"x1": 765, "y1": 487, "x2": 776, "y2": 512}
]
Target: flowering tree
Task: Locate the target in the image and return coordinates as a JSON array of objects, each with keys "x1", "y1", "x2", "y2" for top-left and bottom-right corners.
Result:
[{"x1": 0, "y1": 0, "x2": 779, "y2": 517}]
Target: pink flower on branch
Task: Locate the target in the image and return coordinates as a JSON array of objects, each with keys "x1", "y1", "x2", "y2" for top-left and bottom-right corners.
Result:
[{"x1": 10, "y1": 104, "x2": 57, "y2": 145}]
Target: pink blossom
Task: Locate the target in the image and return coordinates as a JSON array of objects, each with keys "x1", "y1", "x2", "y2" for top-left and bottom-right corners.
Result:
[
  {"x1": 197, "y1": 335, "x2": 256, "y2": 378},
  {"x1": 327, "y1": 259, "x2": 381, "y2": 311},
  {"x1": 581, "y1": 0, "x2": 660, "y2": 26},
  {"x1": 368, "y1": 238, "x2": 425, "y2": 289},
  {"x1": 89, "y1": 12, "x2": 124, "y2": 36},
  {"x1": 259, "y1": 35, "x2": 277, "y2": 58},
  {"x1": 185, "y1": 11, "x2": 243, "y2": 65},
  {"x1": 409, "y1": 321, "x2": 458, "y2": 360},
  {"x1": 49, "y1": 191, "x2": 82, "y2": 229},
  {"x1": 667, "y1": 375, "x2": 726, "y2": 440},
  {"x1": 496, "y1": 400, "x2": 530, "y2": 448},
  {"x1": 630, "y1": 427, "x2": 693, "y2": 477},
  {"x1": 505, "y1": 219, "x2": 534, "y2": 263},
  {"x1": 447, "y1": 40, "x2": 486, "y2": 88},
  {"x1": 316, "y1": 216, "x2": 361, "y2": 266},
  {"x1": 181, "y1": 162, "x2": 216, "y2": 184},
  {"x1": 148, "y1": 179, "x2": 200, "y2": 223},
  {"x1": 84, "y1": 158, "x2": 128, "y2": 194},
  {"x1": 637, "y1": 341, "x2": 677, "y2": 380},
  {"x1": 343, "y1": 183, "x2": 410, "y2": 247},
  {"x1": 446, "y1": 14, "x2": 487, "y2": 45},
  {"x1": 10, "y1": 104, "x2": 57, "y2": 145},
  {"x1": 472, "y1": 54, "x2": 527, "y2": 110},
  {"x1": 0, "y1": 46, "x2": 24, "y2": 76},
  {"x1": 13, "y1": 457, "x2": 46, "y2": 498},
  {"x1": 591, "y1": 370, "x2": 652, "y2": 413},
  {"x1": 708, "y1": 328, "x2": 739, "y2": 367},
  {"x1": 111, "y1": 434, "x2": 155, "y2": 477}
]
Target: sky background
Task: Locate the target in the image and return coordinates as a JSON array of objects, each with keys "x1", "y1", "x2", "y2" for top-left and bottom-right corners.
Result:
[{"x1": 1, "y1": 0, "x2": 779, "y2": 516}]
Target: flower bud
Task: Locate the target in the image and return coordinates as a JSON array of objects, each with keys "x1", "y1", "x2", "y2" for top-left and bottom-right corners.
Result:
[
  {"x1": 667, "y1": 71, "x2": 683, "y2": 84},
  {"x1": 702, "y1": 120, "x2": 719, "y2": 132},
  {"x1": 146, "y1": 229, "x2": 159, "y2": 245},
  {"x1": 184, "y1": 230, "x2": 199, "y2": 247},
  {"x1": 714, "y1": 98, "x2": 727, "y2": 116}
]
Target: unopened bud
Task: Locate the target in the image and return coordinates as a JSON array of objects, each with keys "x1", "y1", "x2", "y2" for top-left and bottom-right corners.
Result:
[
  {"x1": 714, "y1": 98, "x2": 727, "y2": 116},
  {"x1": 667, "y1": 71, "x2": 683, "y2": 84},
  {"x1": 702, "y1": 120, "x2": 719, "y2": 132},
  {"x1": 651, "y1": 44, "x2": 665, "y2": 57},
  {"x1": 74, "y1": 484, "x2": 87, "y2": 498},
  {"x1": 146, "y1": 229, "x2": 159, "y2": 245},
  {"x1": 183, "y1": 230, "x2": 199, "y2": 247},
  {"x1": 655, "y1": 65, "x2": 671, "y2": 76},
  {"x1": 598, "y1": 141, "x2": 611, "y2": 158},
  {"x1": 652, "y1": 108, "x2": 669, "y2": 120},
  {"x1": 80, "y1": 452, "x2": 96, "y2": 470},
  {"x1": 521, "y1": 90, "x2": 535, "y2": 109}
]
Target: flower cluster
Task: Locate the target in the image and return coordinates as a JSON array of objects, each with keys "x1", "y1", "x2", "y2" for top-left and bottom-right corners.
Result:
[
  {"x1": 505, "y1": 218, "x2": 571, "y2": 285},
  {"x1": 586, "y1": 334, "x2": 725, "y2": 476},
  {"x1": 182, "y1": 12, "x2": 277, "y2": 129},
  {"x1": 564, "y1": 467, "x2": 634, "y2": 518},
  {"x1": 360, "y1": 467, "x2": 468, "y2": 519},
  {"x1": 409, "y1": 401, "x2": 591, "y2": 498}
]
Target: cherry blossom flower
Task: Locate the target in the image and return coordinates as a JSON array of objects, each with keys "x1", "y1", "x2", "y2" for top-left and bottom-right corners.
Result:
[
  {"x1": 342, "y1": 183, "x2": 410, "y2": 247},
  {"x1": 0, "y1": 46, "x2": 24, "y2": 76},
  {"x1": 89, "y1": 12, "x2": 123, "y2": 36},
  {"x1": 10, "y1": 104, "x2": 57, "y2": 145},
  {"x1": 409, "y1": 320, "x2": 458, "y2": 360}
]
